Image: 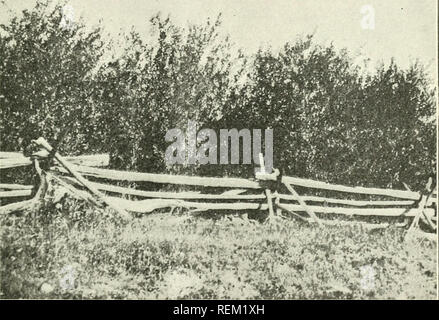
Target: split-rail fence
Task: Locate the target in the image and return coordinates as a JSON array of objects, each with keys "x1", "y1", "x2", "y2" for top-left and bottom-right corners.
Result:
[{"x1": 0, "y1": 137, "x2": 437, "y2": 239}]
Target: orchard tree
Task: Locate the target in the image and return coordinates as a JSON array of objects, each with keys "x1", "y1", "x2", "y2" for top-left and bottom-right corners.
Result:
[{"x1": 0, "y1": 0, "x2": 105, "y2": 154}]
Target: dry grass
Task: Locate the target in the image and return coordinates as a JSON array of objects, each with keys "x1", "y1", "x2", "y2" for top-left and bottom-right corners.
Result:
[{"x1": 0, "y1": 198, "x2": 437, "y2": 299}]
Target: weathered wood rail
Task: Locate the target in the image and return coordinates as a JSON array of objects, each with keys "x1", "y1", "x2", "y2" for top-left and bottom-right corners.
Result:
[
  {"x1": 0, "y1": 137, "x2": 437, "y2": 238},
  {"x1": 0, "y1": 152, "x2": 110, "y2": 169},
  {"x1": 50, "y1": 164, "x2": 436, "y2": 217},
  {"x1": 281, "y1": 176, "x2": 420, "y2": 200}
]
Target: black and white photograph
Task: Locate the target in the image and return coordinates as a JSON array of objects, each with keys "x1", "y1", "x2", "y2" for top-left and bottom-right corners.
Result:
[{"x1": 0, "y1": 0, "x2": 437, "y2": 302}]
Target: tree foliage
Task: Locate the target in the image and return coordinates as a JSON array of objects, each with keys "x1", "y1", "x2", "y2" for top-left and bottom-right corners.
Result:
[
  {"x1": 0, "y1": 1, "x2": 436, "y2": 190},
  {"x1": 0, "y1": 0, "x2": 105, "y2": 154}
]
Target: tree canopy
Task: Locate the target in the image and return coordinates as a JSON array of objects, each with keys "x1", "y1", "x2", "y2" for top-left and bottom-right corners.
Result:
[{"x1": 0, "y1": 1, "x2": 436, "y2": 190}]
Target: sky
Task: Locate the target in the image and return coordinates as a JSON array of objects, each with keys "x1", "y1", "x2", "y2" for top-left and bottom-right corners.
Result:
[{"x1": 1, "y1": 0, "x2": 437, "y2": 76}]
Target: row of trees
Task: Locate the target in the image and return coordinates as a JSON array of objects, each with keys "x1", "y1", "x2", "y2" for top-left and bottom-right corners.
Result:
[{"x1": 0, "y1": 1, "x2": 436, "y2": 190}]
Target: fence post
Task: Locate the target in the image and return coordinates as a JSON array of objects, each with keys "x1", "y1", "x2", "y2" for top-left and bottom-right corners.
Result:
[
  {"x1": 257, "y1": 153, "x2": 276, "y2": 220},
  {"x1": 283, "y1": 182, "x2": 321, "y2": 225},
  {"x1": 406, "y1": 177, "x2": 435, "y2": 237},
  {"x1": 33, "y1": 137, "x2": 131, "y2": 220},
  {"x1": 274, "y1": 193, "x2": 282, "y2": 216},
  {"x1": 265, "y1": 189, "x2": 275, "y2": 219}
]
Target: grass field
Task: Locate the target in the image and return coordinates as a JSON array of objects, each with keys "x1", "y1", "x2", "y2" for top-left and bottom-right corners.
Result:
[{"x1": 0, "y1": 198, "x2": 437, "y2": 299}]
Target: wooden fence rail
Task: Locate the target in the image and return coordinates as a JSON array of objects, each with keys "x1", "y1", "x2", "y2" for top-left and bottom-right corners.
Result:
[
  {"x1": 0, "y1": 140, "x2": 437, "y2": 237},
  {"x1": 276, "y1": 193, "x2": 415, "y2": 207},
  {"x1": 281, "y1": 176, "x2": 420, "y2": 200},
  {"x1": 60, "y1": 176, "x2": 266, "y2": 200},
  {"x1": 53, "y1": 165, "x2": 262, "y2": 189},
  {"x1": 0, "y1": 190, "x2": 32, "y2": 198},
  {"x1": 0, "y1": 183, "x2": 33, "y2": 190},
  {"x1": 278, "y1": 203, "x2": 435, "y2": 218},
  {"x1": 0, "y1": 152, "x2": 110, "y2": 169}
]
